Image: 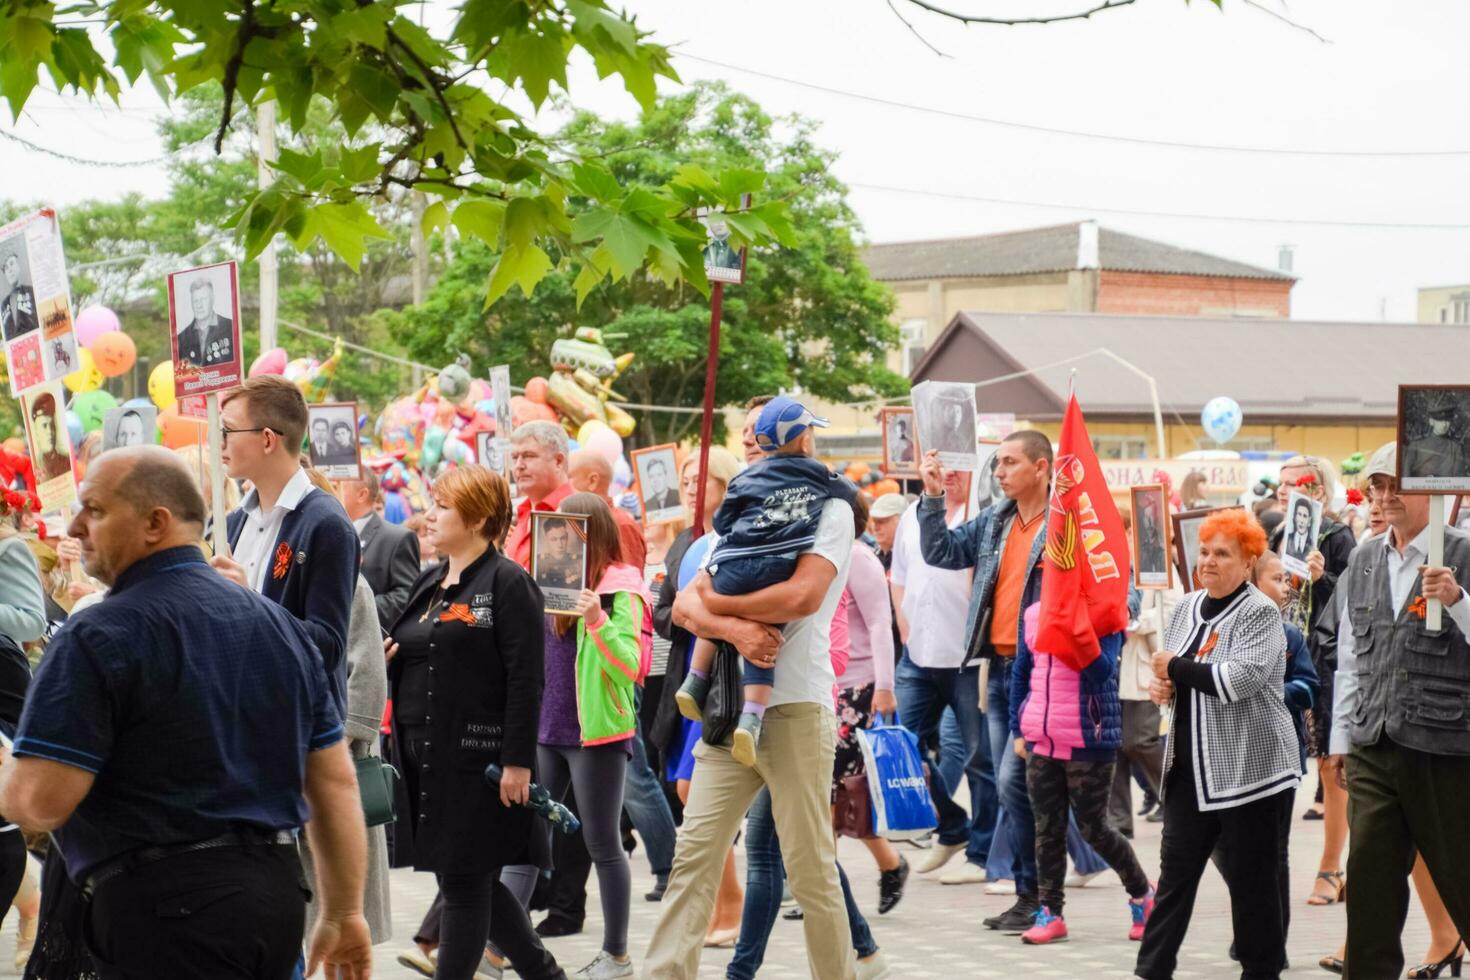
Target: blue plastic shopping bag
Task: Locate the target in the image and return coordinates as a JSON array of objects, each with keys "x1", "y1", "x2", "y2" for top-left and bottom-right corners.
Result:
[{"x1": 857, "y1": 717, "x2": 938, "y2": 841}]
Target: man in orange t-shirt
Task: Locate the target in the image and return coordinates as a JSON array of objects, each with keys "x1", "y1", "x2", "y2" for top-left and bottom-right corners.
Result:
[{"x1": 916, "y1": 431, "x2": 1056, "y2": 932}]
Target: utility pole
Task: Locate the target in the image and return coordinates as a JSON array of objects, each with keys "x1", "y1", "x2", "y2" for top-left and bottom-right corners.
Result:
[{"x1": 256, "y1": 101, "x2": 279, "y2": 352}]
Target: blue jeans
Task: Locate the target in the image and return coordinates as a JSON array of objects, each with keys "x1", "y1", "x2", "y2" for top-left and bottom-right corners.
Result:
[
  {"x1": 726, "y1": 789, "x2": 877, "y2": 980},
  {"x1": 894, "y1": 653, "x2": 997, "y2": 868},
  {"x1": 938, "y1": 706, "x2": 965, "y2": 795},
  {"x1": 987, "y1": 659, "x2": 1037, "y2": 896},
  {"x1": 625, "y1": 688, "x2": 677, "y2": 877}
]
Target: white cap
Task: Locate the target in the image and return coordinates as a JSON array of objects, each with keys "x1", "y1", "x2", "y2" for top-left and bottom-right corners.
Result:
[
  {"x1": 1365, "y1": 442, "x2": 1397, "y2": 480},
  {"x1": 870, "y1": 493, "x2": 908, "y2": 519}
]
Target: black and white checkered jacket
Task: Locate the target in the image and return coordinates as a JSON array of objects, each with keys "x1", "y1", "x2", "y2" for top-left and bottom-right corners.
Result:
[{"x1": 1161, "y1": 585, "x2": 1303, "y2": 812}]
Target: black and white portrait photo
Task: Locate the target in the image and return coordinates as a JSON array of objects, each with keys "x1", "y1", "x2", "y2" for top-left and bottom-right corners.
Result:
[
  {"x1": 1279, "y1": 490, "x2": 1324, "y2": 580},
  {"x1": 1398, "y1": 385, "x2": 1470, "y2": 493},
  {"x1": 476, "y1": 431, "x2": 507, "y2": 475},
  {"x1": 532, "y1": 511, "x2": 588, "y2": 613},
  {"x1": 1130, "y1": 484, "x2": 1172, "y2": 589},
  {"x1": 632, "y1": 444, "x2": 683, "y2": 525},
  {"x1": 0, "y1": 240, "x2": 38, "y2": 342},
  {"x1": 912, "y1": 379, "x2": 978, "y2": 471},
  {"x1": 881, "y1": 407, "x2": 918, "y2": 478},
  {"x1": 102, "y1": 405, "x2": 157, "y2": 452},
  {"x1": 307, "y1": 402, "x2": 361, "y2": 480},
  {"x1": 21, "y1": 381, "x2": 75, "y2": 510},
  {"x1": 168, "y1": 260, "x2": 242, "y2": 397}
]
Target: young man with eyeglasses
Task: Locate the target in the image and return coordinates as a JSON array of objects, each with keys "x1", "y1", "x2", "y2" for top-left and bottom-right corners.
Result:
[{"x1": 211, "y1": 375, "x2": 359, "y2": 711}]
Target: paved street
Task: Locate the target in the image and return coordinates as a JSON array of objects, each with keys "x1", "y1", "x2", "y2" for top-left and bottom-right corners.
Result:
[
  {"x1": 361, "y1": 769, "x2": 1424, "y2": 979},
  {"x1": 0, "y1": 770, "x2": 1429, "y2": 978}
]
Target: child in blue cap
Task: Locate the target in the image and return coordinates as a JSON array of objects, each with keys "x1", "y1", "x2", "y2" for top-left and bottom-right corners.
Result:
[{"x1": 675, "y1": 396, "x2": 857, "y2": 766}]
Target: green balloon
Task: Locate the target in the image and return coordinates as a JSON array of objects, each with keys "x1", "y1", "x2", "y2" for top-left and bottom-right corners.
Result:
[{"x1": 71, "y1": 389, "x2": 118, "y2": 433}]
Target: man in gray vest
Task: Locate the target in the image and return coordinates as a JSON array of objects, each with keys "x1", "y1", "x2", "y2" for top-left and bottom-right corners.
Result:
[{"x1": 1326, "y1": 441, "x2": 1470, "y2": 978}]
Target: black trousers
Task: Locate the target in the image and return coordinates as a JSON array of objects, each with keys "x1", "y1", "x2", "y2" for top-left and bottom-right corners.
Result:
[
  {"x1": 1345, "y1": 739, "x2": 1470, "y2": 980},
  {"x1": 0, "y1": 831, "x2": 25, "y2": 922},
  {"x1": 84, "y1": 843, "x2": 307, "y2": 980},
  {"x1": 1135, "y1": 778, "x2": 1292, "y2": 980},
  {"x1": 1026, "y1": 755, "x2": 1151, "y2": 914},
  {"x1": 435, "y1": 872, "x2": 564, "y2": 980},
  {"x1": 1108, "y1": 700, "x2": 1163, "y2": 834}
]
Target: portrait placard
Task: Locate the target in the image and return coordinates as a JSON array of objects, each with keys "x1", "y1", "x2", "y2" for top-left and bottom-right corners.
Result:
[
  {"x1": 1, "y1": 209, "x2": 79, "y2": 396},
  {"x1": 1171, "y1": 506, "x2": 1243, "y2": 592},
  {"x1": 700, "y1": 193, "x2": 750, "y2": 285},
  {"x1": 102, "y1": 405, "x2": 158, "y2": 452},
  {"x1": 20, "y1": 379, "x2": 75, "y2": 512},
  {"x1": 306, "y1": 402, "x2": 361, "y2": 480},
  {"x1": 1396, "y1": 385, "x2": 1470, "y2": 494},
  {"x1": 631, "y1": 444, "x2": 683, "y2": 526},
  {"x1": 880, "y1": 407, "x2": 919, "y2": 479},
  {"x1": 476, "y1": 431, "x2": 507, "y2": 475},
  {"x1": 490, "y1": 363, "x2": 513, "y2": 439},
  {"x1": 1130, "y1": 484, "x2": 1173, "y2": 590},
  {"x1": 531, "y1": 511, "x2": 589, "y2": 613},
  {"x1": 1279, "y1": 490, "x2": 1324, "y2": 580},
  {"x1": 912, "y1": 380, "x2": 978, "y2": 472},
  {"x1": 168, "y1": 260, "x2": 243, "y2": 399}
]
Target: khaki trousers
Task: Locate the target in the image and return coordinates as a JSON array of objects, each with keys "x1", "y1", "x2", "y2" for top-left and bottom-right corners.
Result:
[{"x1": 643, "y1": 702, "x2": 855, "y2": 980}]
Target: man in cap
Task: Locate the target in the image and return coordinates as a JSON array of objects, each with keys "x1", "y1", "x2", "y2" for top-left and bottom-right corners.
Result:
[
  {"x1": 28, "y1": 392, "x2": 71, "y2": 482},
  {"x1": 0, "y1": 446, "x2": 370, "y2": 979},
  {"x1": 1326, "y1": 442, "x2": 1470, "y2": 976}
]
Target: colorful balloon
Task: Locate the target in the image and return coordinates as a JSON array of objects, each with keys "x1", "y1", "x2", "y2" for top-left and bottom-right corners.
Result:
[
  {"x1": 438, "y1": 357, "x2": 473, "y2": 403},
  {"x1": 250, "y1": 347, "x2": 289, "y2": 377},
  {"x1": 158, "y1": 404, "x2": 205, "y2": 449},
  {"x1": 577, "y1": 418, "x2": 610, "y2": 445},
  {"x1": 70, "y1": 389, "x2": 118, "y2": 433},
  {"x1": 65, "y1": 411, "x2": 83, "y2": 448},
  {"x1": 63, "y1": 348, "x2": 102, "y2": 394},
  {"x1": 90, "y1": 331, "x2": 137, "y2": 378},
  {"x1": 1200, "y1": 396, "x2": 1243, "y2": 445},
  {"x1": 525, "y1": 376, "x2": 550, "y2": 405},
  {"x1": 421, "y1": 426, "x2": 447, "y2": 471},
  {"x1": 585, "y1": 427, "x2": 622, "y2": 466},
  {"x1": 149, "y1": 361, "x2": 177, "y2": 410},
  {"x1": 74, "y1": 306, "x2": 120, "y2": 347}
]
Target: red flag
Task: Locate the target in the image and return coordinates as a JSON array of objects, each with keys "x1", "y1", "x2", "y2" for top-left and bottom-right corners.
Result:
[{"x1": 1035, "y1": 394, "x2": 1131, "y2": 670}]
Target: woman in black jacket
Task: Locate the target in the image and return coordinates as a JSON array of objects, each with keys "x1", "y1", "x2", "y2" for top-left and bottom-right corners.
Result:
[{"x1": 386, "y1": 465, "x2": 564, "y2": 980}]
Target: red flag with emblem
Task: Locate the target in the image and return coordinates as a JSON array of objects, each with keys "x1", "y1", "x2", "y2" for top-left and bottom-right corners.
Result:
[{"x1": 1035, "y1": 394, "x2": 1131, "y2": 670}]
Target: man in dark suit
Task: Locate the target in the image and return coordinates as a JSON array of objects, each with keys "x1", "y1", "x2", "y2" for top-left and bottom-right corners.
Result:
[
  {"x1": 642, "y1": 456, "x2": 680, "y2": 514},
  {"x1": 337, "y1": 469, "x2": 420, "y2": 629},
  {"x1": 176, "y1": 279, "x2": 235, "y2": 368}
]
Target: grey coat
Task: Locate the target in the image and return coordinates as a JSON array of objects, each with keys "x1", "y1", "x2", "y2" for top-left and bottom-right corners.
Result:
[{"x1": 304, "y1": 576, "x2": 391, "y2": 943}]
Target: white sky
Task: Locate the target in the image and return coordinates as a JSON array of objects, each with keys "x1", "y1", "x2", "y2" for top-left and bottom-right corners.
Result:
[{"x1": 3, "y1": 0, "x2": 1467, "y2": 322}]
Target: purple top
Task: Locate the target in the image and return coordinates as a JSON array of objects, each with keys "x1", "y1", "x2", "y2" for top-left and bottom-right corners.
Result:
[{"x1": 538, "y1": 621, "x2": 582, "y2": 747}]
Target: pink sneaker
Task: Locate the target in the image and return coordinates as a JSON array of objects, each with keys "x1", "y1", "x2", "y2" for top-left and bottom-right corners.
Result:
[
  {"x1": 1020, "y1": 905, "x2": 1068, "y2": 945},
  {"x1": 1129, "y1": 887, "x2": 1156, "y2": 941}
]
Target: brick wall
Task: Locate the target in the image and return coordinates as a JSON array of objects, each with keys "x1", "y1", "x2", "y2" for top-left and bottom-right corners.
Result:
[{"x1": 1096, "y1": 271, "x2": 1291, "y2": 318}]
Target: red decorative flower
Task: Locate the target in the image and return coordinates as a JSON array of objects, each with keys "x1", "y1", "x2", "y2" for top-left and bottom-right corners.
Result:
[
  {"x1": 1295, "y1": 474, "x2": 1319, "y2": 488},
  {"x1": 34, "y1": 519, "x2": 46, "y2": 541},
  {"x1": 1346, "y1": 488, "x2": 1365, "y2": 506},
  {"x1": 26, "y1": 492, "x2": 40, "y2": 513},
  {"x1": 272, "y1": 542, "x2": 293, "y2": 580}
]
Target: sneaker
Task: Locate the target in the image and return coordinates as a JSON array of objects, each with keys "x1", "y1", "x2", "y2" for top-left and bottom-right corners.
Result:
[
  {"x1": 675, "y1": 673, "x2": 709, "y2": 722},
  {"x1": 916, "y1": 841, "x2": 966, "y2": 874},
  {"x1": 1064, "y1": 868, "x2": 1104, "y2": 888},
  {"x1": 397, "y1": 948, "x2": 436, "y2": 979},
  {"x1": 731, "y1": 711, "x2": 763, "y2": 767},
  {"x1": 1129, "y1": 887, "x2": 1155, "y2": 941},
  {"x1": 878, "y1": 855, "x2": 909, "y2": 914},
  {"x1": 1020, "y1": 906, "x2": 1069, "y2": 945},
  {"x1": 1146, "y1": 808, "x2": 1165, "y2": 824},
  {"x1": 939, "y1": 861, "x2": 986, "y2": 885},
  {"x1": 855, "y1": 950, "x2": 892, "y2": 980},
  {"x1": 645, "y1": 874, "x2": 668, "y2": 902},
  {"x1": 783, "y1": 906, "x2": 805, "y2": 921},
  {"x1": 574, "y1": 951, "x2": 635, "y2": 979},
  {"x1": 984, "y1": 895, "x2": 1040, "y2": 933},
  {"x1": 984, "y1": 879, "x2": 1017, "y2": 895},
  {"x1": 475, "y1": 956, "x2": 504, "y2": 980}
]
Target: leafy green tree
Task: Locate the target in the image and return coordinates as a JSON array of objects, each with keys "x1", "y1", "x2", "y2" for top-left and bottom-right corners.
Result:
[
  {"x1": 389, "y1": 84, "x2": 902, "y2": 445},
  {"x1": 0, "y1": 1, "x2": 793, "y2": 301}
]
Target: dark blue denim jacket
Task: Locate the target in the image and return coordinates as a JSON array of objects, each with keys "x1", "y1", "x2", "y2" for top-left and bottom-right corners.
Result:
[{"x1": 710, "y1": 456, "x2": 856, "y2": 566}]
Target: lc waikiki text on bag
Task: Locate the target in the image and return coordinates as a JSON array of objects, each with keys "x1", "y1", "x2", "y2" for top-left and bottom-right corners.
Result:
[{"x1": 856, "y1": 716, "x2": 938, "y2": 841}]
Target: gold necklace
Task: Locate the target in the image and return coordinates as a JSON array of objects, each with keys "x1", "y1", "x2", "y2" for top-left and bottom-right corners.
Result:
[{"x1": 418, "y1": 583, "x2": 449, "y2": 623}]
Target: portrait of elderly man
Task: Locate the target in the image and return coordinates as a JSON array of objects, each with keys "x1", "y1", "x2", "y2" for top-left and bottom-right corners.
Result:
[{"x1": 176, "y1": 276, "x2": 235, "y2": 369}]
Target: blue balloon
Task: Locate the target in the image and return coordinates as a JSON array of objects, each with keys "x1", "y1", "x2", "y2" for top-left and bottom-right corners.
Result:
[
  {"x1": 66, "y1": 411, "x2": 83, "y2": 447},
  {"x1": 123, "y1": 396, "x2": 151, "y2": 409},
  {"x1": 567, "y1": 438, "x2": 580, "y2": 453},
  {"x1": 1201, "y1": 396, "x2": 1243, "y2": 445}
]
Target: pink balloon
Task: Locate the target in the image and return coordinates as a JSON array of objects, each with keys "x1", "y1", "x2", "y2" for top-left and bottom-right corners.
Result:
[
  {"x1": 75, "y1": 306, "x2": 120, "y2": 348},
  {"x1": 249, "y1": 347, "x2": 289, "y2": 377},
  {"x1": 586, "y1": 427, "x2": 623, "y2": 465}
]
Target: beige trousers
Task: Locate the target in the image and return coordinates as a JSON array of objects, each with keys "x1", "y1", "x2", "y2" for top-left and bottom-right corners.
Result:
[{"x1": 643, "y1": 702, "x2": 855, "y2": 980}]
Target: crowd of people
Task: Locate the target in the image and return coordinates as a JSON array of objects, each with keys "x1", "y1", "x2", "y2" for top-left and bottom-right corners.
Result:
[{"x1": 0, "y1": 374, "x2": 1463, "y2": 980}]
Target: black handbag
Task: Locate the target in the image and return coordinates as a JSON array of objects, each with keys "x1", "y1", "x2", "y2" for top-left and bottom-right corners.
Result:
[
  {"x1": 355, "y1": 754, "x2": 400, "y2": 828},
  {"x1": 700, "y1": 641, "x2": 744, "y2": 747}
]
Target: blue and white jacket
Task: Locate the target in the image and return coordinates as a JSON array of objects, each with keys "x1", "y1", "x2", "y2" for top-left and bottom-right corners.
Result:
[{"x1": 709, "y1": 456, "x2": 856, "y2": 566}]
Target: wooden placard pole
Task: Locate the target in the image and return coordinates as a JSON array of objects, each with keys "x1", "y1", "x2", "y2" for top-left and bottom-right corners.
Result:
[
  {"x1": 207, "y1": 392, "x2": 227, "y2": 558},
  {"x1": 691, "y1": 281, "x2": 725, "y2": 543},
  {"x1": 1428, "y1": 493, "x2": 1445, "y2": 631}
]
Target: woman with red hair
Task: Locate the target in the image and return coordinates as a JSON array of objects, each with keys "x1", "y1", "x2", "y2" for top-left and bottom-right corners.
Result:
[{"x1": 1134, "y1": 508, "x2": 1303, "y2": 980}]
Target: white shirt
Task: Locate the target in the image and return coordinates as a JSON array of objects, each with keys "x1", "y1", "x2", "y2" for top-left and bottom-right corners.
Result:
[
  {"x1": 234, "y1": 469, "x2": 317, "y2": 593},
  {"x1": 700, "y1": 500, "x2": 855, "y2": 708},
  {"x1": 1330, "y1": 526, "x2": 1470, "y2": 755},
  {"x1": 890, "y1": 500, "x2": 973, "y2": 669},
  {"x1": 353, "y1": 514, "x2": 371, "y2": 539}
]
